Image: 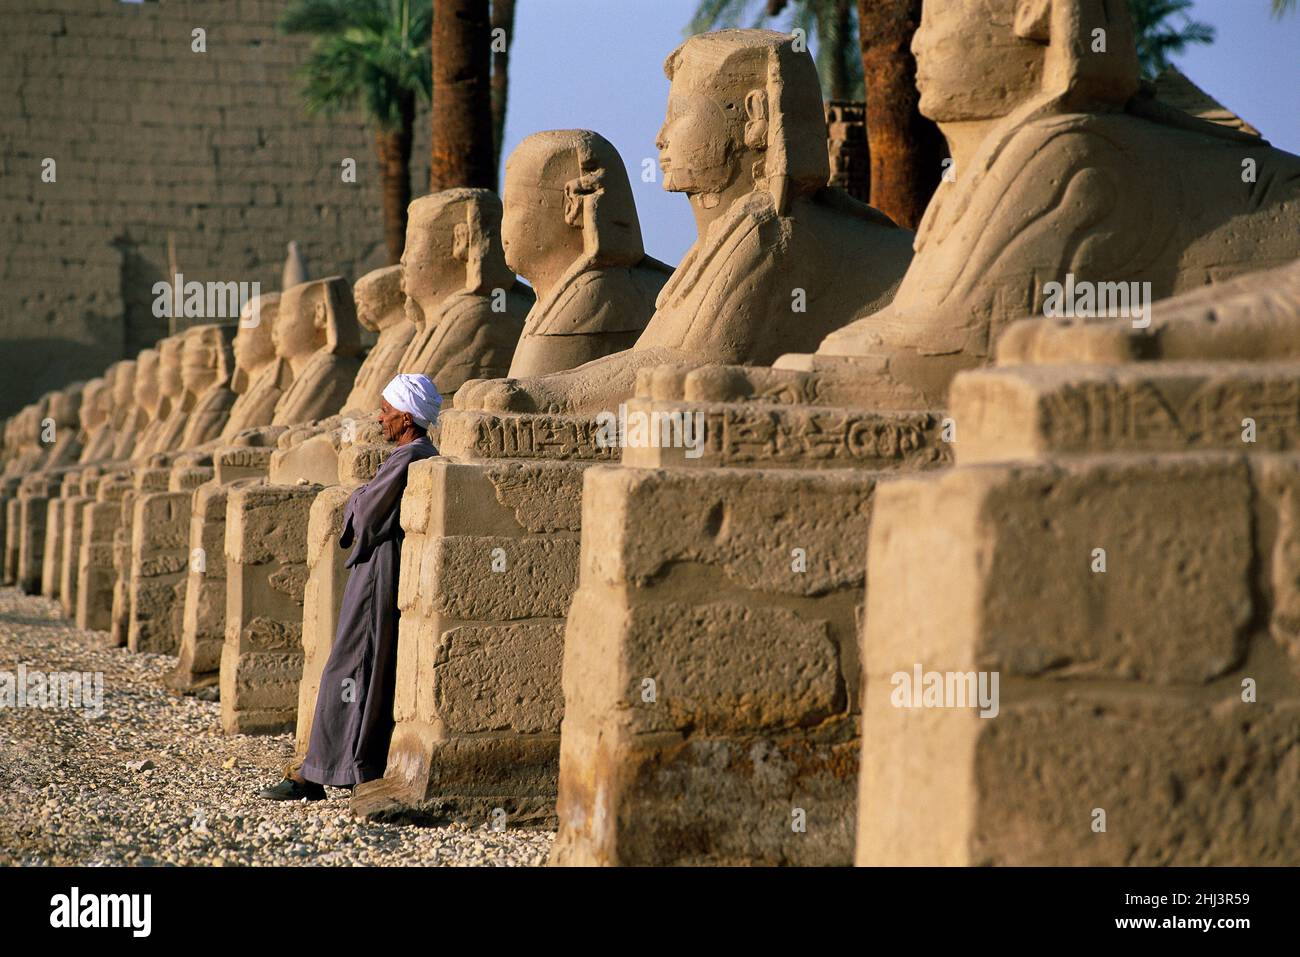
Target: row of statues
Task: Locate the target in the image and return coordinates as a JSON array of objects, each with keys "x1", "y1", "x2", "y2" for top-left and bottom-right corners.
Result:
[{"x1": 4, "y1": 1, "x2": 1300, "y2": 865}]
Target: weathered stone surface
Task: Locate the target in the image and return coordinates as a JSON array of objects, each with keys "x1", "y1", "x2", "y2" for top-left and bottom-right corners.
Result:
[
  {"x1": 858, "y1": 445, "x2": 1300, "y2": 866},
  {"x1": 434, "y1": 622, "x2": 565, "y2": 735},
  {"x1": 220, "y1": 482, "x2": 317, "y2": 735},
  {"x1": 952, "y1": 362, "x2": 1300, "y2": 464},
  {"x1": 552, "y1": 465, "x2": 874, "y2": 866},
  {"x1": 438, "y1": 411, "x2": 620, "y2": 462},
  {"x1": 126, "y1": 490, "x2": 191, "y2": 655},
  {"x1": 864, "y1": 455, "x2": 1254, "y2": 683},
  {"x1": 858, "y1": 689, "x2": 1300, "y2": 866}
]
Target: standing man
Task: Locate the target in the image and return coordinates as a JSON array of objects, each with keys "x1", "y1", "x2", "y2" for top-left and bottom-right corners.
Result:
[{"x1": 259, "y1": 374, "x2": 440, "y2": 800}]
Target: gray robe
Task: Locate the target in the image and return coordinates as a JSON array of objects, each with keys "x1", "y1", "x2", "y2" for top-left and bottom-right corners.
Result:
[{"x1": 301, "y1": 434, "x2": 437, "y2": 787}]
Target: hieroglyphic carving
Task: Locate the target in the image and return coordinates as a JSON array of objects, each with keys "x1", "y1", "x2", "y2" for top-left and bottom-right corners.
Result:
[
  {"x1": 703, "y1": 406, "x2": 950, "y2": 468},
  {"x1": 1037, "y1": 375, "x2": 1300, "y2": 452},
  {"x1": 445, "y1": 412, "x2": 619, "y2": 462}
]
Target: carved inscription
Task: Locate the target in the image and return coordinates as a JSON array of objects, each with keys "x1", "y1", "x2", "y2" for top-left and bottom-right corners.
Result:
[
  {"x1": 465, "y1": 414, "x2": 618, "y2": 462},
  {"x1": 704, "y1": 407, "x2": 950, "y2": 468},
  {"x1": 1038, "y1": 376, "x2": 1300, "y2": 451}
]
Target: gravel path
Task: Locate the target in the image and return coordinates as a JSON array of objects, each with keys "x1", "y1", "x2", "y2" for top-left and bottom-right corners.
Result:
[{"x1": 0, "y1": 587, "x2": 553, "y2": 866}]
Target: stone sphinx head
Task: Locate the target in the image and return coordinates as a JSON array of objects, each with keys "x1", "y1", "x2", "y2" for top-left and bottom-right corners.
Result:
[
  {"x1": 400, "y1": 189, "x2": 516, "y2": 330},
  {"x1": 658, "y1": 29, "x2": 829, "y2": 215},
  {"x1": 180, "y1": 324, "x2": 237, "y2": 397},
  {"x1": 232, "y1": 292, "x2": 281, "y2": 394},
  {"x1": 133, "y1": 348, "x2": 161, "y2": 419},
  {"x1": 79, "y1": 378, "x2": 110, "y2": 433},
  {"x1": 913, "y1": 0, "x2": 1139, "y2": 158},
  {"x1": 502, "y1": 130, "x2": 646, "y2": 297},
  {"x1": 354, "y1": 265, "x2": 405, "y2": 335},
  {"x1": 157, "y1": 335, "x2": 186, "y2": 404},
  {"x1": 109, "y1": 360, "x2": 137, "y2": 418},
  {"x1": 273, "y1": 277, "x2": 362, "y2": 368}
]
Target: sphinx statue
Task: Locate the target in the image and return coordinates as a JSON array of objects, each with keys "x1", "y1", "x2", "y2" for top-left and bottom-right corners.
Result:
[
  {"x1": 394, "y1": 189, "x2": 532, "y2": 398},
  {"x1": 213, "y1": 292, "x2": 292, "y2": 442},
  {"x1": 502, "y1": 130, "x2": 673, "y2": 377},
  {"x1": 75, "y1": 378, "x2": 113, "y2": 464},
  {"x1": 342, "y1": 266, "x2": 415, "y2": 412},
  {"x1": 133, "y1": 335, "x2": 186, "y2": 460},
  {"x1": 998, "y1": 257, "x2": 1300, "y2": 365},
  {"x1": 178, "y1": 324, "x2": 239, "y2": 449},
  {"x1": 113, "y1": 349, "x2": 159, "y2": 462},
  {"x1": 274, "y1": 266, "x2": 413, "y2": 453},
  {"x1": 269, "y1": 276, "x2": 364, "y2": 426},
  {"x1": 98, "y1": 361, "x2": 138, "y2": 462},
  {"x1": 454, "y1": 29, "x2": 914, "y2": 414},
  {"x1": 35, "y1": 384, "x2": 85, "y2": 469},
  {"x1": 787, "y1": 0, "x2": 1300, "y2": 407}
]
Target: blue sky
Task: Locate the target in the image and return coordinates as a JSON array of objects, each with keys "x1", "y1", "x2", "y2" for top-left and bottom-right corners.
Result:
[{"x1": 497, "y1": 0, "x2": 1300, "y2": 266}]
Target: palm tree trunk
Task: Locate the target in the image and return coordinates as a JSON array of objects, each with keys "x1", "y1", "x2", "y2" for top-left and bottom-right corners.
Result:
[
  {"x1": 490, "y1": 0, "x2": 516, "y2": 168},
  {"x1": 828, "y1": 0, "x2": 853, "y2": 102},
  {"x1": 430, "y1": 0, "x2": 497, "y2": 192},
  {"x1": 377, "y1": 90, "x2": 416, "y2": 265},
  {"x1": 855, "y1": 0, "x2": 946, "y2": 230}
]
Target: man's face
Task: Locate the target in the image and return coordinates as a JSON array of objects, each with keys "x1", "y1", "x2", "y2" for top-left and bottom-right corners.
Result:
[
  {"x1": 913, "y1": 0, "x2": 1044, "y2": 122},
  {"x1": 378, "y1": 398, "x2": 411, "y2": 443}
]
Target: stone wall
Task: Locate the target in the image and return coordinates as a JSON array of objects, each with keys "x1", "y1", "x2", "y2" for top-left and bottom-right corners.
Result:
[{"x1": 0, "y1": 0, "x2": 432, "y2": 416}]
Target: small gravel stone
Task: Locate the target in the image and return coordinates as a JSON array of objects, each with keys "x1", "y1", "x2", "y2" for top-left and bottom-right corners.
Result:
[{"x1": 0, "y1": 587, "x2": 554, "y2": 866}]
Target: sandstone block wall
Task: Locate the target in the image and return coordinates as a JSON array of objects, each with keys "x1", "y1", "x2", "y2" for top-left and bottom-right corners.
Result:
[{"x1": 0, "y1": 0, "x2": 432, "y2": 416}]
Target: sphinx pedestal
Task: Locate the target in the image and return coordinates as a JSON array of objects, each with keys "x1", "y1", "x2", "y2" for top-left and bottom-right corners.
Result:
[
  {"x1": 219, "y1": 481, "x2": 321, "y2": 734},
  {"x1": 127, "y1": 464, "x2": 212, "y2": 654},
  {"x1": 41, "y1": 479, "x2": 71, "y2": 602},
  {"x1": 550, "y1": 366, "x2": 950, "y2": 865},
  {"x1": 16, "y1": 472, "x2": 57, "y2": 595},
  {"x1": 166, "y1": 447, "x2": 274, "y2": 694},
  {"x1": 351, "y1": 411, "x2": 617, "y2": 827},
  {"x1": 858, "y1": 360, "x2": 1300, "y2": 865},
  {"x1": 58, "y1": 469, "x2": 100, "y2": 618},
  {"x1": 77, "y1": 472, "x2": 131, "y2": 635},
  {"x1": 110, "y1": 468, "x2": 170, "y2": 647},
  {"x1": 1, "y1": 477, "x2": 21, "y2": 585}
]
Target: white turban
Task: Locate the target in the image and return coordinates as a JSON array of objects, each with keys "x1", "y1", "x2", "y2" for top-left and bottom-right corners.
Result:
[{"x1": 382, "y1": 374, "x2": 442, "y2": 429}]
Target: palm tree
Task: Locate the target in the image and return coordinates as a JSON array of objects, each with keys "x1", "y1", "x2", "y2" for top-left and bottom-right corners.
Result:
[
  {"x1": 430, "y1": 0, "x2": 497, "y2": 192},
  {"x1": 491, "y1": 0, "x2": 517, "y2": 169},
  {"x1": 1127, "y1": 0, "x2": 1215, "y2": 79},
  {"x1": 281, "y1": 0, "x2": 431, "y2": 266},
  {"x1": 688, "y1": 0, "x2": 862, "y2": 100},
  {"x1": 688, "y1": 0, "x2": 943, "y2": 230},
  {"x1": 1275, "y1": 0, "x2": 1297, "y2": 16}
]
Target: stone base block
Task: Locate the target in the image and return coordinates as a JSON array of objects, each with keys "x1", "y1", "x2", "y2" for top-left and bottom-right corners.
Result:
[
  {"x1": 551, "y1": 465, "x2": 878, "y2": 866},
  {"x1": 219, "y1": 482, "x2": 319, "y2": 735},
  {"x1": 858, "y1": 452, "x2": 1300, "y2": 865},
  {"x1": 126, "y1": 491, "x2": 192, "y2": 655},
  {"x1": 76, "y1": 477, "x2": 129, "y2": 635}
]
